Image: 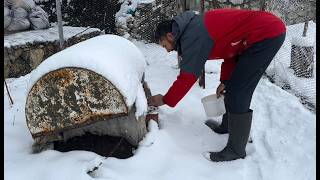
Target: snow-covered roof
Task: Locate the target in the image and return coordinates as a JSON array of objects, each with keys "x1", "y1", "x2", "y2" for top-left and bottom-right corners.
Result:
[
  {"x1": 27, "y1": 34, "x2": 147, "y2": 115},
  {"x1": 4, "y1": 26, "x2": 101, "y2": 48}
]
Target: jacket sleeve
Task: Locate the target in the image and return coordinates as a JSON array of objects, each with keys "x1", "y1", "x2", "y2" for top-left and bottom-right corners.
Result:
[
  {"x1": 163, "y1": 70, "x2": 197, "y2": 107},
  {"x1": 220, "y1": 57, "x2": 237, "y2": 81},
  {"x1": 162, "y1": 15, "x2": 214, "y2": 107}
]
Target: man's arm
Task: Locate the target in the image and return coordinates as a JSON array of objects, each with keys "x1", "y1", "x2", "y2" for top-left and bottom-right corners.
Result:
[
  {"x1": 163, "y1": 70, "x2": 197, "y2": 107},
  {"x1": 163, "y1": 15, "x2": 214, "y2": 107},
  {"x1": 149, "y1": 15, "x2": 214, "y2": 108}
]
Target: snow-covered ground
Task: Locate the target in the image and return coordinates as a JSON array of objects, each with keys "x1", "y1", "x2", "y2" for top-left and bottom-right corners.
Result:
[{"x1": 4, "y1": 36, "x2": 315, "y2": 180}]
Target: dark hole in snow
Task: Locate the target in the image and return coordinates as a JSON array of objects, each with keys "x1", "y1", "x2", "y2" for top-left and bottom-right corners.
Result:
[{"x1": 53, "y1": 132, "x2": 136, "y2": 159}]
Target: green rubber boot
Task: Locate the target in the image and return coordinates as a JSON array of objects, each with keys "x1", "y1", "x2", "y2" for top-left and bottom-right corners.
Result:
[
  {"x1": 209, "y1": 110, "x2": 253, "y2": 162},
  {"x1": 205, "y1": 113, "x2": 228, "y2": 134}
]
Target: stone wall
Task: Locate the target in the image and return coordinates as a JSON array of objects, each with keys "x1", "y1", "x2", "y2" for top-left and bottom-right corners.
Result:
[
  {"x1": 4, "y1": 28, "x2": 102, "y2": 78},
  {"x1": 118, "y1": 0, "x2": 179, "y2": 43}
]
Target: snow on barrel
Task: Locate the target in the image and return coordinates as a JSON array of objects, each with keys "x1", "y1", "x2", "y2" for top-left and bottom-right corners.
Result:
[{"x1": 25, "y1": 35, "x2": 149, "y2": 152}]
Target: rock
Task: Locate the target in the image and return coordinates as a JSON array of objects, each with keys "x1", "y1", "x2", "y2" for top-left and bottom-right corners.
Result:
[
  {"x1": 21, "y1": 49, "x2": 30, "y2": 61},
  {"x1": 29, "y1": 48, "x2": 44, "y2": 69},
  {"x1": 4, "y1": 57, "x2": 10, "y2": 79},
  {"x1": 10, "y1": 58, "x2": 31, "y2": 77},
  {"x1": 14, "y1": 48, "x2": 23, "y2": 58}
]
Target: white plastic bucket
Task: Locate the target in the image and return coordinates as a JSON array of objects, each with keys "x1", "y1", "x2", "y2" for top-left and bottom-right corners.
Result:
[{"x1": 201, "y1": 94, "x2": 226, "y2": 117}]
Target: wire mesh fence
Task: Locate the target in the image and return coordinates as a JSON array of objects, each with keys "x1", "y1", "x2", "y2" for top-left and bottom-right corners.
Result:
[
  {"x1": 263, "y1": 0, "x2": 316, "y2": 112},
  {"x1": 265, "y1": 21, "x2": 316, "y2": 112},
  {"x1": 4, "y1": 0, "x2": 316, "y2": 112},
  {"x1": 35, "y1": 0, "x2": 121, "y2": 34}
]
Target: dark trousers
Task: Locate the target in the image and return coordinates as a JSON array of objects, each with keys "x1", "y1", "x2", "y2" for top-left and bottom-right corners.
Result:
[{"x1": 224, "y1": 33, "x2": 286, "y2": 114}]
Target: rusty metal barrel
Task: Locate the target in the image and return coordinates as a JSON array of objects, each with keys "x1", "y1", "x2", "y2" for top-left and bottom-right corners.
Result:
[{"x1": 25, "y1": 35, "x2": 148, "y2": 152}]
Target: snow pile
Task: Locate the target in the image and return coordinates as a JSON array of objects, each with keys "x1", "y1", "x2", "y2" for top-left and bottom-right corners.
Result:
[
  {"x1": 4, "y1": 26, "x2": 101, "y2": 47},
  {"x1": 115, "y1": 0, "x2": 156, "y2": 38},
  {"x1": 115, "y1": 0, "x2": 139, "y2": 30},
  {"x1": 27, "y1": 34, "x2": 147, "y2": 117}
]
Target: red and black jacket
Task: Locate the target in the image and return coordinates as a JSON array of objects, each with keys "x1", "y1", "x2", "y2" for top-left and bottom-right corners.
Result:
[{"x1": 163, "y1": 9, "x2": 286, "y2": 107}]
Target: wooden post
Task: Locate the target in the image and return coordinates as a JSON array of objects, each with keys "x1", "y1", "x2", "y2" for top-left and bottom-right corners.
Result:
[
  {"x1": 183, "y1": 0, "x2": 187, "y2": 11},
  {"x1": 260, "y1": 0, "x2": 267, "y2": 11},
  {"x1": 200, "y1": 0, "x2": 205, "y2": 12},
  {"x1": 302, "y1": 20, "x2": 309, "y2": 37},
  {"x1": 55, "y1": 0, "x2": 64, "y2": 49},
  {"x1": 198, "y1": 0, "x2": 206, "y2": 89}
]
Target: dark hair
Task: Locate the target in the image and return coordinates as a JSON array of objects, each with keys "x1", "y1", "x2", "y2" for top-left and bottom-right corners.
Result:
[{"x1": 154, "y1": 20, "x2": 173, "y2": 42}]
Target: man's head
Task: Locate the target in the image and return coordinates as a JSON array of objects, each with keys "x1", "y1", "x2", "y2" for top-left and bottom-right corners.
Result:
[{"x1": 155, "y1": 20, "x2": 175, "y2": 52}]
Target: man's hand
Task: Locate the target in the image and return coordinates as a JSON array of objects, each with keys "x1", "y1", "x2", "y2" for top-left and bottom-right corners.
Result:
[
  {"x1": 216, "y1": 83, "x2": 226, "y2": 98},
  {"x1": 148, "y1": 94, "x2": 164, "y2": 106}
]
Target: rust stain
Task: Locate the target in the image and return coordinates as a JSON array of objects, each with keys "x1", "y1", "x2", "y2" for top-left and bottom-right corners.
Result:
[
  {"x1": 45, "y1": 69, "x2": 75, "y2": 80},
  {"x1": 41, "y1": 127, "x2": 53, "y2": 133},
  {"x1": 50, "y1": 69, "x2": 76, "y2": 87},
  {"x1": 31, "y1": 112, "x2": 128, "y2": 138}
]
